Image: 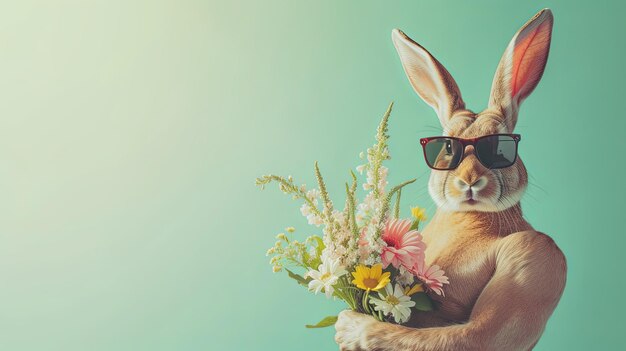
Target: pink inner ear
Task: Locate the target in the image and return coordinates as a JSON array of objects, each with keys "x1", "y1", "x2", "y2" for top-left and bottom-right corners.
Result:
[{"x1": 511, "y1": 20, "x2": 552, "y2": 99}]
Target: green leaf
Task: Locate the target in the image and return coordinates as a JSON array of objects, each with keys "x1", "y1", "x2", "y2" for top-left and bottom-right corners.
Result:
[
  {"x1": 412, "y1": 292, "x2": 434, "y2": 311},
  {"x1": 375, "y1": 178, "x2": 416, "y2": 234},
  {"x1": 387, "y1": 178, "x2": 417, "y2": 201},
  {"x1": 312, "y1": 236, "x2": 325, "y2": 259},
  {"x1": 285, "y1": 268, "x2": 311, "y2": 287},
  {"x1": 302, "y1": 250, "x2": 311, "y2": 267},
  {"x1": 303, "y1": 235, "x2": 324, "y2": 269},
  {"x1": 305, "y1": 315, "x2": 338, "y2": 328}
]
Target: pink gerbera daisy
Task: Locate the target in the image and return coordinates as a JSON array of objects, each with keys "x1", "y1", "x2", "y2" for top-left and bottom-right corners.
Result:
[
  {"x1": 412, "y1": 260, "x2": 450, "y2": 296},
  {"x1": 380, "y1": 218, "x2": 426, "y2": 270}
]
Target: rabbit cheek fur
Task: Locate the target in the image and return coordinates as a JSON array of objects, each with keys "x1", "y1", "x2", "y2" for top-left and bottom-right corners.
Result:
[{"x1": 334, "y1": 9, "x2": 566, "y2": 351}]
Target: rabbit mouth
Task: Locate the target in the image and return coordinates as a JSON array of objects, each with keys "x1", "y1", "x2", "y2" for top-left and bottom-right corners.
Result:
[{"x1": 464, "y1": 199, "x2": 479, "y2": 205}]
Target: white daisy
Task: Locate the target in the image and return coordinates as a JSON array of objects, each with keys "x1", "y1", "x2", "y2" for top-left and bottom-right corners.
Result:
[
  {"x1": 305, "y1": 256, "x2": 347, "y2": 298},
  {"x1": 370, "y1": 283, "x2": 416, "y2": 324}
]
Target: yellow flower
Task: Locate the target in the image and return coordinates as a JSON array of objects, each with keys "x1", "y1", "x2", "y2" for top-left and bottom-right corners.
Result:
[
  {"x1": 411, "y1": 206, "x2": 427, "y2": 222},
  {"x1": 404, "y1": 283, "x2": 424, "y2": 296},
  {"x1": 351, "y1": 264, "x2": 391, "y2": 292},
  {"x1": 285, "y1": 227, "x2": 296, "y2": 233}
]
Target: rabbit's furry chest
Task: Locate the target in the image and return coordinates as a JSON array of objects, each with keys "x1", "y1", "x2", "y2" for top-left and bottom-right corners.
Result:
[
  {"x1": 408, "y1": 209, "x2": 532, "y2": 327},
  {"x1": 410, "y1": 227, "x2": 497, "y2": 326}
]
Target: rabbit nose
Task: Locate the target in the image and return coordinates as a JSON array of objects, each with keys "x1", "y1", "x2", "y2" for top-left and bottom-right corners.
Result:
[{"x1": 454, "y1": 176, "x2": 487, "y2": 192}]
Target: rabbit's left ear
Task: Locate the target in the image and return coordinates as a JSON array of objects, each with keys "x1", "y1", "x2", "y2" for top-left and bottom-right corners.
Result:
[
  {"x1": 392, "y1": 29, "x2": 465, "y2": 129},
  {"x1": 489, "y1": 8, "x2": 554, "y2": 131}
]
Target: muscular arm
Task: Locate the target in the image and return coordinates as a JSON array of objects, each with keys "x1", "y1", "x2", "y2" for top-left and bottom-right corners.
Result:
[{"x1": 335, "y1": 231, "x2": 567, "y2": 351}]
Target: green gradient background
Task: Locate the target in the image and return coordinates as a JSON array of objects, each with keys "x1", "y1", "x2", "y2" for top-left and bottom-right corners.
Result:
[{"x1": 0, "y1": 1, "x2": 623, "y2": 350}]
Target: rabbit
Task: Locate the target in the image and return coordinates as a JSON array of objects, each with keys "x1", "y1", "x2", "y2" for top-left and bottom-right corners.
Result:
[{"x1": 334, "y1": 8, "x2": 566, "y2": 351}]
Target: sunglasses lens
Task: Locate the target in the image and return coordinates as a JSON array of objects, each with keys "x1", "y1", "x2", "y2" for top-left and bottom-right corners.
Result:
[
  {"x1": 475, "y1": 135, "x2": 517, "y2": 169},
  {"x1": 424, "y1": 138, "x2": 464, "y2": 169}
]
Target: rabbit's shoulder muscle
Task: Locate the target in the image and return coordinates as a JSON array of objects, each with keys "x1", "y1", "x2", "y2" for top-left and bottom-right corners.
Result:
[{"x1": 495, "y1": 230, "x2": 567, "y2": 289}]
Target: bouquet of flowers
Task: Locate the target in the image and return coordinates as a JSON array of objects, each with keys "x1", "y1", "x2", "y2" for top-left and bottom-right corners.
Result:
[{"x1": 256, "y1": 103, "x2": 449, "y2": 328}]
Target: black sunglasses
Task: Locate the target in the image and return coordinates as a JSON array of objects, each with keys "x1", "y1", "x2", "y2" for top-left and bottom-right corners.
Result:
[{"x1": 419, "y1": 134, "x2": 521, "y2": 170}]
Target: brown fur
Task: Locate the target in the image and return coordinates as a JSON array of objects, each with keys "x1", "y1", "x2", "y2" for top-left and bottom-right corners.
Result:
[{"x1": 335, "y1": 9, "x2": 566, "y2": 351}]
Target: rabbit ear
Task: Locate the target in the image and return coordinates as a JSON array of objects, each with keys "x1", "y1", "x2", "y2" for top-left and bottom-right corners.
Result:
[
  {"x1": 489, "y1": 8, "x2": 554, "y2": 131},
  {"x1": 392, "y1": 29, "x2": 465, "y2": 128}
]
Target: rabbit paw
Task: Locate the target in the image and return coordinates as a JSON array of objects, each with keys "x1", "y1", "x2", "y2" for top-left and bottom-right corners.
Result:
[{"x1": 334, "y1": 310, "x2": 379, "y2": 351}]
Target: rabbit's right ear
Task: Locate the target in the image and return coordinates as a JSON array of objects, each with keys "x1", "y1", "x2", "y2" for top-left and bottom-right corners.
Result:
[
  {"x1": 392, "y1": 29, "x2": 465, "y2": 129},
  {"x1": 488, "y1": 9, "x2": 554, "y2": 131}
]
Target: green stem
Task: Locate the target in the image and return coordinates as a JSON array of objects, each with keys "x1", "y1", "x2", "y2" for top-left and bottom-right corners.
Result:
[
  {"x1": 344, "y1": 289, "x2": 357, "y2": 310},
  {"x1": 362, "y1": 290, "x2": 371, "y2": 314},
  {"x1": 393, "y1": 189, "x2": 402, "y2": 219},
  {"x1": 345, "y1": 183, "x2": 359, "y2": 239},
  {"x1": 409, "y1": 219, "x2": 420, "y2": 231},
  {"x1": 256, "y1": 175, "x2": 325, "y2": 218},
  {"x1": 350, "y1": 170, "x2": 357, "y2": 194},
  {"x1": 314, "y1": 162, "x2": 334, "y2": 221},
  {"x1": 335, "y1": 276, "x2": 357, "y2": 310},
  {"x1": 335, "y1": 289, "x2": 350, "y2": 310}
]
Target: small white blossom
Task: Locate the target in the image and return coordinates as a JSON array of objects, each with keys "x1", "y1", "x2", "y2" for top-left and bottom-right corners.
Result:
[
  {"x1": 332, "y1": 210, "x2": 345, "y2": 224},
  {"x1": 306, "y1": 189, "x2": 321, "y2": 202},
  {"x1": 396, "y1": 266, "x2": 415, "y2": 286},
  {"x1": 364, "y1": 256, "x2": 379, "y2": 266},
  {"x1": 306, "y1": 214, "x2": 323, "y2": 227},
  {"x1": 300, "y1": 204, "x2": 312, "y2": 216},
  {"x1": 366, "y1": 169, "x2": 375, "y2": 187},
  {"x1": 379, "y1": 166, "x2": 388, "y2": 177}
]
